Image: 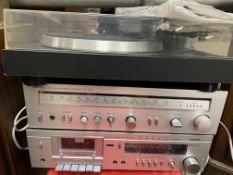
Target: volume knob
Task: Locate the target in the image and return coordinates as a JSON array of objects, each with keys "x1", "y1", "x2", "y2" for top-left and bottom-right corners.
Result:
[
  {"x1": 183, "y1": 157, "x2": 200, "y2": 174},
  {"x1": 194, "y1": 115, "x2": 212, "y2": 132},
  {"x1": 126, "y1": 115, "x2": 136, "y2": 128}
]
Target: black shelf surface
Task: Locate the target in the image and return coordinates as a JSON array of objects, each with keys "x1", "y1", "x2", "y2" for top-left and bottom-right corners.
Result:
[{"x1": 2, "y1": 49, "x2": 233, "y2": 83}]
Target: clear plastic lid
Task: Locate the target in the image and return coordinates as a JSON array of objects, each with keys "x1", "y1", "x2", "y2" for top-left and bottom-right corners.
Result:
[{"x1": 4, "y1": 9, "x2": 233, "y2": 57}]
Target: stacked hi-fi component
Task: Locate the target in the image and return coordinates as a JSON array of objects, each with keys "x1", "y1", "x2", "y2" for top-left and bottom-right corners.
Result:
[
  {"x1": 23, "y1": 83, "x2": 227, "y2": 174},
  {"x1": 4, "y1": 8, "x2": 231, "y2": 175}
]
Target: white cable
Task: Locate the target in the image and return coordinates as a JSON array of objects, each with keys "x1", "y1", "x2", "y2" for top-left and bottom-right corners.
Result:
[
  {"x1": 12, "y1": 106, "x2": 29, "y2": 150},
  {"x1": 205, "y1": 154, "x2": 209, "y2": 166},
  {"x1": 14, "y1": 116, "x2": 29, "y2": 132},
  {"x1": 13, "y1": 106, "x2": 26, "y2": 131},
  {"x1": 208, "y1": 156, "x2": 233, "y2": 174},
  {"x1": 219, "y1": 121, "x2": 233, "y2": 161}
]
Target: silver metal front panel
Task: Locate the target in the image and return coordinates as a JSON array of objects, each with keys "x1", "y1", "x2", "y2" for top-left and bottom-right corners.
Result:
[
  {"x1": 23, "y1": 83, "x2": 228, "y2": 134},
  {"x1": 27, "y1": 129, "x2": 212, "y2": 172}
]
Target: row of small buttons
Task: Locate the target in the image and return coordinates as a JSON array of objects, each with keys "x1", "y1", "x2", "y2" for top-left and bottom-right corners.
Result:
[
  {"x1": 136, "y1": 159, "x2": 162, "y2": 166},
  {"x1": 136, "y1": 159, "x2": 176, "y2": 169},
  {"x1": 136, "y1": 159, "x2": 163, "y2": 166},
  {"x1": 55, "y1": 164, "x2": 101, "y2": 173}
]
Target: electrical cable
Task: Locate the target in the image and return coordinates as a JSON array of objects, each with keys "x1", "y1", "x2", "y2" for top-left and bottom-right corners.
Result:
[
  {"x1": 208, "y1": 156, "x2": 233, "y2": 174},
  {"x1": 207, "y1": 121, "x2": 233, "y2": 174},
  {"x1": 219, "y1": 121, "x2": 233, "y2": 161},
  {"x1": 12, "y1": 106, "x2": 28, "y2": 150}
]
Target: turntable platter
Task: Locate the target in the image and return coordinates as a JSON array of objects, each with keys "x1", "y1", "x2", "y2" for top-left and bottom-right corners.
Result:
[{"x1": 41, "y1": 34, "x2": 162, "y2": 53}]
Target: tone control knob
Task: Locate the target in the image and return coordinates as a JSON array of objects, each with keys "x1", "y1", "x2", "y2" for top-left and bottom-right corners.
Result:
[
  {"x1": 170, "y1": 118, "x2": 182, "y2": 128},
  {"x1": 194, "y1": 115, "x2": 212, "y2": 132},
  {"x1": 126, "y1": 115, "x2": 136, "y2": 128},
  {"x1": 183, "y1": 157, "x2": 200, "y2": 174},
  {"x1": 168, "y1": 161, "x2": 175, "y2": 169},
  {"x1": 80, "y1": 116, "x2": 88, "y2": 124},
  {"x1": 107, "y1": 115, "x2": 115, "y2": 124},
  {"x1": 94, "y1": 114, "x2": 101, "y2": 124}
]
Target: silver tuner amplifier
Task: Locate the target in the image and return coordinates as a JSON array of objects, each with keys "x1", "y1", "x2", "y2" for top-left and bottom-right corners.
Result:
[{"x1": 23, "y1": 83, "x2": 228, "y2": 135}]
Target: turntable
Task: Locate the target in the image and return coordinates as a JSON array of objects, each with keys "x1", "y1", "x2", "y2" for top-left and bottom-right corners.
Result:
[{"x1": 2, "y1": 9, "x2": 233, "y2": 86}]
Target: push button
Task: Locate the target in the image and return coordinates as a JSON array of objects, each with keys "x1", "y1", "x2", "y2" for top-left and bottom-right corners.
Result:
[
  {"x1": 78, "y1": 164, "x2": 86, "y2": 172},
  {"x1": 55, "y1": 164, "x2": 64, "y2": 172},
  {"x1": 63, "y1": 164, "x2": 71, "y2": 172},
  {"x1": 38, "y1": 113, "x2": 43, "y2": 122},
  {"x1": 70, "y1": 164, "x2": 79, "y2": 172},
  {"x1": 148, "y1": 116, "x2": 152, "y2": 126},
  {"x1": 86, "y1": 165, "x2": 94, "y2": 172},
  {"x1": 68, "y1": 114, "x2": 72, "y2": 123},
  {"x1": 93, "y1": 165, "x2": 101, "y2": 173},
  {"x1": 153, "y1": 160, "x2": 158, "y2": 166}
]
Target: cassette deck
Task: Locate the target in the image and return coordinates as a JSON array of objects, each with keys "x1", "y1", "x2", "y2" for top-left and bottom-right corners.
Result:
[{"x1": 27, "y1": 129, "x2": 212, "y2": 174}]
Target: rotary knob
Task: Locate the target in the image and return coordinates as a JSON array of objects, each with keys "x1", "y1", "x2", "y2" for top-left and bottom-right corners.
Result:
[
  {"x1": 183, "y1": 157, "x2": 200, "y2": 174},
  {"x1": 126, "y1": 115, "x2": 136, "y2": 128},
  {"x1": 107, "y1": 115, "x2": 115, "y2": 124},
  {"x1": 194, "y1": 115, "x2": 212, "y2": 132},
  {"x1": 168, "y1": 161, "x2": 175, "y2": 169},
  {"x1": 80, "y1": 115, "x2": 88, "y2": 124},
  {"x1": 170, "y1": 118, "x2": 182, "y2": 128},
  {"x1": 94, "y1": 114, "x2": 101, "y2": 124}
]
